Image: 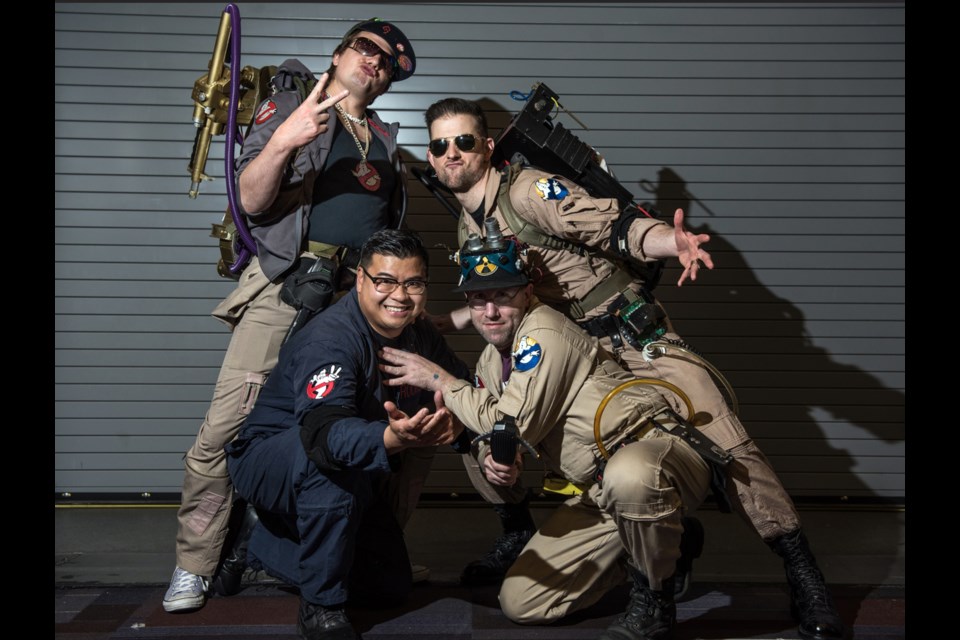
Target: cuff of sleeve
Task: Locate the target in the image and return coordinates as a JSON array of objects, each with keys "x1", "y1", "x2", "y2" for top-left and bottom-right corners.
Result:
[{"x1": 632, "y1": 221, "x2": 669, "y2": 262}]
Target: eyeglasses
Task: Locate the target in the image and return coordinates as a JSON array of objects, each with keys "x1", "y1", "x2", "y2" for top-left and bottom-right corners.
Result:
[
  {"x1": 465, "y1": 287, "x2": 524, "y2": 308},
  {"x1": 360, "y1": 266, "x2": 428, "y2": 295},
  {"x1": 349, "y1": 37, "x2": 398, "y2": 76},
  {"x1": 428, "y1": 134, "x2": 486, "y2": 157}
]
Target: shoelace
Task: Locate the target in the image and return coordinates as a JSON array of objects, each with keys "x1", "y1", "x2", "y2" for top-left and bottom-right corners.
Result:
[
  {"x1": 171, "y1": 570, "x2": 206, "y2": 593},
  {"x1": 783, "y1": 549, "x2": 832, "y2": 608}
]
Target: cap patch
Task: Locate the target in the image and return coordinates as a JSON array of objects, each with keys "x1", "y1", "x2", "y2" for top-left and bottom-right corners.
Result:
[
  {"x1": 306, "y1": 365, "x2": 342, "y2": 400},
  {"x1": 535, "y1": 178, "x2": 569, "y2": 201},
  {"x1": 513, "y1": 336, "x2": 542, "y2": 372},
  {"x1": 398, "y1": 54, "x2": 413, "y2": 73},
  {"x1": 473, "y1": 256, "x2": 500, "y2": 277}
]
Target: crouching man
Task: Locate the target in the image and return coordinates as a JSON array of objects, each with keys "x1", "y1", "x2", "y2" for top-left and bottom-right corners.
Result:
[
  {"x1": 225, "y1": 229, "x2": 470, "y2": 640},
  {"x1": 379, "y1": 231, "x2": 717, "y2": 639}
]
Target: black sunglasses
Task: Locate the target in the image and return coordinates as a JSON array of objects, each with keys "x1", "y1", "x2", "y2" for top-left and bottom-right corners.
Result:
[
  {"x1": 349, "y1": 37, "x2": 398, "y2": 76},
  {"x1": 428, "y1": 134, "x2": 486, "y2": 157}
]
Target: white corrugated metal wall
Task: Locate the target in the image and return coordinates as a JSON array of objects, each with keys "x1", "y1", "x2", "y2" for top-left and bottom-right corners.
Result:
[{"x1": 54, "y1": 2, "x2": 905, "y2": 501}]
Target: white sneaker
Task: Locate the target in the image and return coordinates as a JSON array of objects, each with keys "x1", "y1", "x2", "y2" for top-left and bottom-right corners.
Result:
[{"x1": 162, "y1": 566, "x2": 209, "y2": 612}]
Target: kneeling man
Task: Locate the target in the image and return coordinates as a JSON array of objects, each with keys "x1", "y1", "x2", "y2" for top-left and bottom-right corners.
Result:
[{"x1": 380, "y1": 229, "x2": 717, "y2": 640}]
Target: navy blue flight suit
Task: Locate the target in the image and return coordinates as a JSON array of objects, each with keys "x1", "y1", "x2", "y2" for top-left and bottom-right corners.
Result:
[{"x1": 226, "y1": 289, "x2": 469, "y2": 607}]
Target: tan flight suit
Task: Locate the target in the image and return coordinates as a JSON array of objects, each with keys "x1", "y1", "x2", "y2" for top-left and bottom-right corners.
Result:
[
  {"x1": 443, "y1": 300, "x2": 711, "y2": 623},
  {"x1": 457, "y1": 167, "x2": 801, "y2": 542}
]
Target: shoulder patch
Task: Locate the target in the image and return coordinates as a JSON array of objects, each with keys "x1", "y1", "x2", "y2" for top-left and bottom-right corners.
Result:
[
  {"x1": 306, "y1": 364, "x2": 342, "y2": 400},
  {"x1": 534, "y1": 178, "x2": 569, "y2": 202},
  {"x1": 255, "y1": 100, "x2": 278, "y2": 125},
  {"x1": 512, "y1": 335, "x2": 542, "y2": 372}
]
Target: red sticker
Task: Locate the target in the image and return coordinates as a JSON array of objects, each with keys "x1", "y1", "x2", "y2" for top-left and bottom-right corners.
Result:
[
  {"x1": 255, "y1": 100, "x2": 277, "y2": 125},
  {"x1": 306, "y1": 365, "x2": 342, "y2": 400}
]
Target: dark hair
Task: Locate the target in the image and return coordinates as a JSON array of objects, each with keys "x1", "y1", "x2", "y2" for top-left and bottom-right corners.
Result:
[
  {"x1": 359, "y1": 229, "x2": 429, "y2": 270},
  {"x1": 424, "y1": 98, "x2": 488, "y2": 138}
]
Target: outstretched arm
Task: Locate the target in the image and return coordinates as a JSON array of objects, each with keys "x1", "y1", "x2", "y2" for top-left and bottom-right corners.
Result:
[{"x1": 634, "y1": 209, "x2": 714, "y2": 286}]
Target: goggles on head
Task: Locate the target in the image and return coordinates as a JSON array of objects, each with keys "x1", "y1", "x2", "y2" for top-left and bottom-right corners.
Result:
[
  {"x1": 457, "y1": 245, "x2": 522, "y2": 279},
  {"x1": 451, "y1": 218, "x2": 529, "y2": 293}
]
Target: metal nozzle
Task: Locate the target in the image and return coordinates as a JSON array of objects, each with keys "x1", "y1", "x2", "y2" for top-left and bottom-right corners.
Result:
[
  {"x1": 464, "y1": 232, "x2": 484, "y2": 252},
  {"x1": 483, "y1": 217, "x2": 505, "y2": 249}
]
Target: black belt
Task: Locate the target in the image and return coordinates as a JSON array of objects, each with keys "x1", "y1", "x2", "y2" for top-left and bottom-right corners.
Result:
[{"x1": 579, "y1": 314, "x2": 620, "y2": 338}]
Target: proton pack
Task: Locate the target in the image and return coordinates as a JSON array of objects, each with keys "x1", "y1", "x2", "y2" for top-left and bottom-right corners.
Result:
[
  {"x1": 491, "y1": 81, "x2": 665, "y2": 292},
  {"x1": 188, "y1": 5, "x2": 326, "y2": 280},
  {"x1": 415, "y1": 81, "x2": 666, "y2": 299}
]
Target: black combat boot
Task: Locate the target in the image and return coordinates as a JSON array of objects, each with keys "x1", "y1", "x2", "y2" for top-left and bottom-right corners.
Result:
[
  {"x1": 598, "y1": 566, "x2": 676, "y2": 640},
  {"x1": 460, "y1": 498, "x2": 537, "y2": 586},
  {"x1": 673, "y1": 516, "x2": 704, "y2": 601},
  {"x1": 297, "y1": 600, "x2": 360, "y2": 640},
  {"x1": 768, "y1": 529, "x2": 845, "y2": 640},
  {"x1": 211, "y1": 501, "x2": 260, "y2": 597}
]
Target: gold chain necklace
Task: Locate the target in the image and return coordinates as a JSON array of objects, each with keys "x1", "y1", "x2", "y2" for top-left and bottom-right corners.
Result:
[
  {"x1": 334, "y1": 102, "x2": 381, "y2": 191},
  {"x1": 335, "y1": 102, "x2": 370, "y2": 160}
]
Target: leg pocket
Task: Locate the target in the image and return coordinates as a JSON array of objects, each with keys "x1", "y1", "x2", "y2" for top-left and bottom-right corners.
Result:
[{"x1": 238, "y1": 372, "x2": 268, "y2": 416}]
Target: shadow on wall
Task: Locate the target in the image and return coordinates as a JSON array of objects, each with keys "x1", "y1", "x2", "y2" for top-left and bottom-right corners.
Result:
[{"x1": 638, "y1": 168, "x2": 904, "y2": 601}]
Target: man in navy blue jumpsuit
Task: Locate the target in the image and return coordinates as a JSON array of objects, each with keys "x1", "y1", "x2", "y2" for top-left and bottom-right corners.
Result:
[{"x1": 226, "y1": 229, "x2": 470, "y2": 640}]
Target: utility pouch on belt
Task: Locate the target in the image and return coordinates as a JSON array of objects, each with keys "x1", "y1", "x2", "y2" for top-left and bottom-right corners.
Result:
[
  {"x1": 579, "y1": 288, "x2": 667, "y2": 350},
  {"x1": 652, "y1": 411, "x2": 735, "y2": 513},
  {"x1": 280, "y1": 254, "x2": 340, "y2": 314},
  {"x1": 609, "y1": 289, "x2": 667, "y2": 349}
]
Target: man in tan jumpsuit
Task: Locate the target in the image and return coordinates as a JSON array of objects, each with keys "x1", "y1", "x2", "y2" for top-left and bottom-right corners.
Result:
[
  {"x1": 380, "y1": 235, "x2": 713, "y2": 639},
  {"x1": 419, "y1": 97, "x2": 844, "y2": 640}
]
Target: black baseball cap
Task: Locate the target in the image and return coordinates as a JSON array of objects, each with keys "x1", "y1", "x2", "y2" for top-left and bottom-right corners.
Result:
[{"x1": 342, "y1": 18, "x2": 416, "y2": 81}]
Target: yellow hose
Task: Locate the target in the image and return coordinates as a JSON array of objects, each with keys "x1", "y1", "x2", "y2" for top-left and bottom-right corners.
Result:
[
  {"x1": 593, "y1": 378, "x2": 695, "y2": 460},
  {"x1": 643, "y1": 341, "x2": 740, "y2": 415}
]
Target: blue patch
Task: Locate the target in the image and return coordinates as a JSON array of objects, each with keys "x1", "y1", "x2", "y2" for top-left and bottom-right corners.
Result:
[
  {"x1": 534, "y1": 178, "x2": 569, "y2": 201},
  {"x1": 512, "y1": 335, "x2": 542, "y2": 372}
]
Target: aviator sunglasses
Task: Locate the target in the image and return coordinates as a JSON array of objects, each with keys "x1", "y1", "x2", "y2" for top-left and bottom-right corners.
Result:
[
  {"x1": 428, "y1": 134, "x2": 486, "y2": 157},
  {"x1": 349, "y1": 36, "x2": 398, "y2": 76}
]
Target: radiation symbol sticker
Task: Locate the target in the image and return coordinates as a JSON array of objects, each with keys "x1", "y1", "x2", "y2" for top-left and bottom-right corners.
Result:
[{"x1": 473, "y1": 256, "x2": 499, "y2": 277}]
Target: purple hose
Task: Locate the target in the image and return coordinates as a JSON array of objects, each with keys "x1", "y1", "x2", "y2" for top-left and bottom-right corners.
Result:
[{"x1": 224, "y1": 2, "x2": 257, "y2": 274}]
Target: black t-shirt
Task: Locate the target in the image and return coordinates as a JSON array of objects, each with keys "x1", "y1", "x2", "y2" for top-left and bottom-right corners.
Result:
[{"x1": 308, "y1": 123, "x2": 395, "y2": 249}]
